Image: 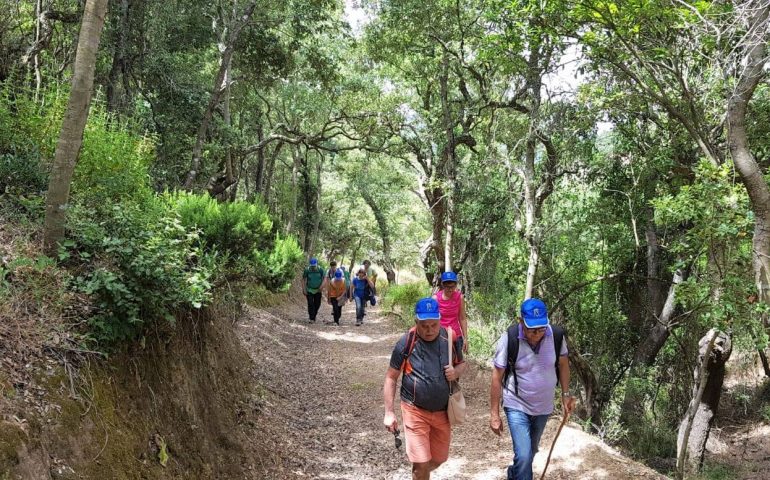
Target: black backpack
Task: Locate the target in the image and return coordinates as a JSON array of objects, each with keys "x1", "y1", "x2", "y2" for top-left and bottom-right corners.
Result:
[{"x1": 502, "y1": 324, "x2": 565, "y2": 396}]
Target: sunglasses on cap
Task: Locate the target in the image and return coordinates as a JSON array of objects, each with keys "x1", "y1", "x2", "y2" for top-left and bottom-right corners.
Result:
[{"x1": 524, "y1": 326, "x2": 546, "y2": 334}]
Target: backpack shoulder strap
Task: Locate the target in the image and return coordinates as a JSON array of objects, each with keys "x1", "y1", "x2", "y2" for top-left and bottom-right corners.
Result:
[
  {"x1": 502, "y1": 324, "x2": 520, "y2": 395},
  {"x1": 551, "y1": 324, "x2": 565, "y2": 385},
  {"x1": 552, "y1": 325, "x2": 564, "y2": 354},
  {"x1": 400, "y1": 327, "x2": 418, "y2": 371},
  {"x1": 447, "y1": 327, "x2": 453, "y2": 367}
]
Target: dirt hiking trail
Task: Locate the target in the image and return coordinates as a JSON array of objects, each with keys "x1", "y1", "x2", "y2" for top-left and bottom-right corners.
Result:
[{"x1": 237, "y1": 297, "x2": 669, "y2": 479}]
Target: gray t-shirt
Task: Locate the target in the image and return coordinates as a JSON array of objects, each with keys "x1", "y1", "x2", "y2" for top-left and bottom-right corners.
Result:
[{"x1": 389, "y1": 327, "x2": 464, "y2": 412}]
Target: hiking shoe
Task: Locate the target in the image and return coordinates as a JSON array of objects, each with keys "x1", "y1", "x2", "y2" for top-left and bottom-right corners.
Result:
[{"x1": 355, "y1": 320, "x2": 362, "y2": 326}]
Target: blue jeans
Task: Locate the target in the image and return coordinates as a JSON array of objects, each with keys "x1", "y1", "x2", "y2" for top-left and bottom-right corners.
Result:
[
  {"x1": 504, "y1": 407, "x2": 549, "y2": 480},
  {"x1": 354, "y1": 295, "x2": 367, "y2": 321}
]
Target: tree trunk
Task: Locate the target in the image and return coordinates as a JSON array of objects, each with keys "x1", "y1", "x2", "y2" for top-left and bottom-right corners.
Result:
[
  {"x1": 106, "y1": 0, "x2": 129, "y2": 113},
  {"x1": 420, "y1": 234, "x2": 437, "y2": 285},
  {"x1": 301, "y1": 153, "x2": 312, "y2": 253},
  {"x1": 253, "y1": 123, "x2": 266, "y2": 195},
  {"x1": 33, "y1": 0, "x2": 44, "y2": 101},
  {"x1": 261, "y1": 142, "x2": 283, "y2": 200},
  {"x1": 286, "y1": 148, "x2": 299, "y2": 234},
  {"x1": 183, "y1": 0, "x2": 258, "y2": 189},
  {"x1": 43, "y1": 0, "x2": 109, "y2": 255},
  {"x1": 360, "y1": 188, "x2": 396, "y2": 284},
  {"x1": 523, "y1": 137, "x2": 538, "y2": 299},
  {"x1": 676, "y1": 330, "x2": 732, "y2": 476},
  {"x1": 620, "y1": 267, "x2": 687, "y2": 425},
  {"x1": 568, "y1": 341, "x2": 605, "y2": 428},
  {"x1": 306, "y1": 154, "x2": 322, "y2": 255},
  {"x1": 349, "y1": 237, "x2": 362, "y2": 272},
  {"x1": 206, "y1": 55, "x2": 235, "y2": 200},
  {"x1": 726, "y1": 4, "x2": 770, "y2": 375}
]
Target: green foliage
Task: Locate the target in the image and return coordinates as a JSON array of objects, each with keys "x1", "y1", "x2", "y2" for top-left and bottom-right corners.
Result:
[
  {"x1": 0, "y1": 88, "x2": 51, "y2": 219},
  {"x1": 73, "y1": 108, "x2": 156, "y2": 206},
  {"x1": 692, "y1": 462, "x2": 734, "y2": 480},
  {"x1": 465, "y1": 290, "x2": 517, "y2": 360},
  {"x1": 168, "y1": 192, "x2": 301, "y2": 291},
  {"x1": 382, "y1": 282, "x2": 431, "y2": 328},
  {"x1": 761, "y1": 404, "x2": 770, "y2": 424},
  {"x1": 66, "y1": 201, "x2": 213, "y2": 344},
  {"x1": 253, "y1": 233, "x2": 304, "y2": 291},
  {"x1": 587, "y1": 401, "x2": 628, "y2": 446},
  {"x1": 0, "y1": 152, "x2": 48, "y2": 196},
  {"x1": 626, "y1": 418, "x2": 678, "y2": 460},
  {"x1": 170, "y1": 191, "x2": 273, "y2": 260},
  {"x1": 0, "y1": 255, "x2": 55, "y2": 288}
]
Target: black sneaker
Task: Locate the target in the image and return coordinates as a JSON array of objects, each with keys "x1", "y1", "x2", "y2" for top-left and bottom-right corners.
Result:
[{"x1": 355, "y1": 320, "x2": 362, "y2": 326}]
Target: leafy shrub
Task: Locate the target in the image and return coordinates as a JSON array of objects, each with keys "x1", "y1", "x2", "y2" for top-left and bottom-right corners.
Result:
[
  {"x1": 626, "y1": 418, "x2": 677, "y2": 460},
  {"x1": 382, "y1": 282, "x2": 431, "y2": 328},
  {"x1": 253, "y1": 233, "x2": 304, "y2": 291},
  {"x1": 466, "y1": 313, "x2": 511, "y2": 361},
  {"x1": 66, "y1": 201, "x2": 213, "y2": 344},
  {"x1": 0, "y1": 152, "x2": 48, "y2": 196}
]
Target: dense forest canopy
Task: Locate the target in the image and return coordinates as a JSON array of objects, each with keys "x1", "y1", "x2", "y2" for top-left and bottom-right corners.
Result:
[{"x1": 2, "y1": 0, "x2": 770, "y2": 477}]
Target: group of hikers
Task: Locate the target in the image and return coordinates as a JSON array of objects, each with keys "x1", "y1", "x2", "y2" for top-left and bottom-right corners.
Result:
[
  {"x1": 301, "y1": 257, "x2": 378, "y2": 326},
  {"x1": 303, "y1": 258, "x2": 576, "y2": 479},
  {"x1": 382, "y1": 272, "x2": 576, "y2": 480}
]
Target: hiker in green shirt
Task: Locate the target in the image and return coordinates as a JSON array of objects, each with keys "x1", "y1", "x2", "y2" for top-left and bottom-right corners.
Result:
[{"x1": 302, "y1": 258, "x2": 326, "y2": 323}]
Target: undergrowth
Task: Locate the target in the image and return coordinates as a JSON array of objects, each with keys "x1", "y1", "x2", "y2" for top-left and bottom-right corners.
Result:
[
  {"x1": 381, "y1": 282, "x2": 431, "y2": 328},
  {"x1": 1, "y1": 88, "x2": 303, "y2": 349}
]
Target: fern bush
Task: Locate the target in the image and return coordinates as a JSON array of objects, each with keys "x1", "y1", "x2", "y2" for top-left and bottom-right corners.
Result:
[
  {"x1": 253, "y1": 233, "x2": 304, "y2": 291},
  {"x1": 170, "y1": 191, "x2": 273, "y2": 259}
]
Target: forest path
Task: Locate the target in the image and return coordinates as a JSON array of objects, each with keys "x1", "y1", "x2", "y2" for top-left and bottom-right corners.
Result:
[{"x1": 237, "y1": 296, "x2": 669, "y2": 479}]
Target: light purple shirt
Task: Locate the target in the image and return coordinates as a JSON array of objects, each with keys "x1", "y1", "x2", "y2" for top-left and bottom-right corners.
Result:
[{"x1": 492, "y1": 324, "x2": 568, "y2": 415}]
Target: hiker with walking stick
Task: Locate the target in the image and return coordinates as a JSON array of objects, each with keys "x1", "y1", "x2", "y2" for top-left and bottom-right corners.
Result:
[{"x1": 489, "y1": 298, "x2": 576, "y2": 480}]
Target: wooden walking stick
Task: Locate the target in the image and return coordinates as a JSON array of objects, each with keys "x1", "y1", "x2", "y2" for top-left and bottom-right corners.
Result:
[{"x1": 539, "y1": 411, "x2": 571, "y2": 480}]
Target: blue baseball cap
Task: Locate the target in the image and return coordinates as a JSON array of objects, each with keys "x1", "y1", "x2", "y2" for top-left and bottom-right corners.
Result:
[
  {"x1": 334, "y1": 269, "x2": 343, "y2": 278},
  {"x1": 441, "y1": 271, "x2": 458, "y2": 284},
  {"x1": 415, "y1": 297, "x2": 441, "y2": 321},
  {"x1": 309, "y1": 257, "x2": 318, "y2": 266},
  {"x1": 521, "y1": 298, "x2": 549, "y2": 328}
]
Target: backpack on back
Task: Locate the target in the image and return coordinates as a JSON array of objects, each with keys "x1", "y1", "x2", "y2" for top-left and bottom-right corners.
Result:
[
  {"x1": 502, "y1": 324, "x2": 565, "y2": 395},
  {"x1": 304, "y1": 267, "x2": 324, "y2": 290}
]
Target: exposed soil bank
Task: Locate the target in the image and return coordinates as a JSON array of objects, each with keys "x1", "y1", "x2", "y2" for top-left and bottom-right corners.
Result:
[{"x1": 1, "y1": 302, "x2": 279, "y2": 479}]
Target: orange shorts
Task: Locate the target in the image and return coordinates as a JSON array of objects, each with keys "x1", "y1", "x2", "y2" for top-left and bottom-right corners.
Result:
[{"x1": 400, "y1": 402, "x2": 451, "y2": 464}]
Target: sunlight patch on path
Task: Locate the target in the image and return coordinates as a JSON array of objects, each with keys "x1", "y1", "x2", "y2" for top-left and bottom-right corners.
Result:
[
  {"x1": 314, "y1": 329, "x2": 398, "y2": 344},
  {"x1": 315, "y1": 331, "x2": 376, "y2": 343}
]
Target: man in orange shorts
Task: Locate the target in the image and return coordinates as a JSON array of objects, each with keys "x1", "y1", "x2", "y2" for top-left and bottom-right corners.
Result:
[{"x1": 383, "y1": 297, "x2": 466, "y2": 479}]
